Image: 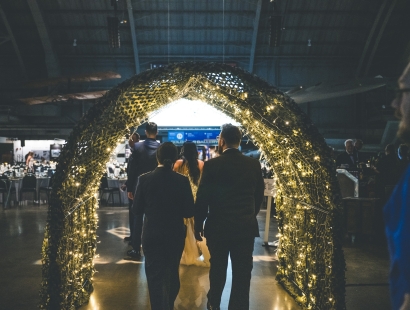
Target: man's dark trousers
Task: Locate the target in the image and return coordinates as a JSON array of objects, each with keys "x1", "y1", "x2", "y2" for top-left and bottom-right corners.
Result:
[
  {"x1": 207, "y1": 236, "x2": 255, "y2": 310},
  {"x1": 144, "y1": 236, "x2": 185, "y2": 310},
  {"x1": 131, "y1": 213, "x2": 144, "y2": 251},
  {"x1": 128, "y1": 198, "x2": 134, "y2": 239}
]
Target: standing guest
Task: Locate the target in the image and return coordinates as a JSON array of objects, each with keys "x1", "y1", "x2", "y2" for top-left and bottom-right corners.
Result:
[
  {"x1": 354, "y1": 139, "x2": 364, "y2": 164},
  {"x1": 123, "y1": 132, "x2": 140, "y2": 243},
  {"x1": 26, "y1": 151, "x2": 33, "y2": 166},
  {"x1": 397, "y1": 144, "x2": 410, "y2": 178},
  {"x1": 126, "y1": 122, "x2": 160, "y2": 259},
  {"x1": 26, "y1": 151, "x2": 34, "y2": 171},
  {"x1": 133, "y1": 142, "x2": 194, "y2": 310},
  {"x1": 336, "y1": 139, "x2": 357, "y2": 169},
  {"x1": 384, "y1": 61, "x2": 410, "y2": 310},
  {"x1": 194, "y1": 124, "x2": 265, "y2": 310}
]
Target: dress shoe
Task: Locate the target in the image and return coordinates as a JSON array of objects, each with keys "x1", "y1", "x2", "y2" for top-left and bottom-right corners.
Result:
[
  {"x1": 127, "y1": 249, "x2": 141, "y2": 259},
  {"x1": 123, "y1": 236, "x2": 131, "y2": 241},
  {"x1": 207, "y1": 301, "x2": 220, "y2": 310},
  {"x1": 125, "y1": 250, "x2": 142, "y2": 261}
]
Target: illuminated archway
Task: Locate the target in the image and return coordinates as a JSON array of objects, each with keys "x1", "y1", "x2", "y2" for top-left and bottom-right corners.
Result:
[{"x1": 40, "y1": 62, "x2": 345, "y2": 310}]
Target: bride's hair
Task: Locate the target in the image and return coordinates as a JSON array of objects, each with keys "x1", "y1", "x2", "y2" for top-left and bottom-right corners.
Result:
[
  {"x1": 181, "y1": 141, "x2": 200, "y2": 185},
  {"x1": 157, "y1": 142, "x2": 178, "y2": 169}
]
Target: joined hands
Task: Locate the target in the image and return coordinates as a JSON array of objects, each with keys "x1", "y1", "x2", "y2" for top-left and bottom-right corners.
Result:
[{"x1": 194, "y1": 230, "x2": 203, "y2": 242}]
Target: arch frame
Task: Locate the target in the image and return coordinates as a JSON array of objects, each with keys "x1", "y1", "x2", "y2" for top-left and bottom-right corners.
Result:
[{"x1": 40, "y1": 62, "x2": 345, "y2": 310}]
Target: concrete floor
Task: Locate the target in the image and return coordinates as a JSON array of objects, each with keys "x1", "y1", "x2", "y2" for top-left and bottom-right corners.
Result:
[{"x1": 0, "y1": 203, "x2": 391, "y2": 310}]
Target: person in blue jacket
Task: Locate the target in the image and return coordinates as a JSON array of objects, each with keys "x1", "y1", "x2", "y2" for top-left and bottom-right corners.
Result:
[{"x1": 385, "y1": 61, "x2": 410, "y2": 310}]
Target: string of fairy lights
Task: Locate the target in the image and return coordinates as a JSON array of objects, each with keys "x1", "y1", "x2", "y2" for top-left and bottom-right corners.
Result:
[{"x1": 40, "y1": 63, "x2": 345, "y2": 310}]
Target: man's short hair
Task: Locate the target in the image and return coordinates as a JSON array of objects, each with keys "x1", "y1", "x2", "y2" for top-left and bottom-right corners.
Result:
[
  {"x1": 145, "y1": 122, "x2": 157, "y2": 135},
  {"x1": 221, "y1": 123, "x2": 242, "y2": 147},
  {"x1": 344, "y1": 139, "x2": 354, "y2": 146},
  {"x1": 156, "y1": 142, "x2": 178, "y2": 167},
  {"x1": 131, "y1": 132, "x2": 140, "y2": 141}
]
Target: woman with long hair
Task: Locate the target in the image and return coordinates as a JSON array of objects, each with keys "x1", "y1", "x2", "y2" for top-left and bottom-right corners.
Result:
[{"x1": 173, "y1": 141, "x2": 210, "y2": 267}]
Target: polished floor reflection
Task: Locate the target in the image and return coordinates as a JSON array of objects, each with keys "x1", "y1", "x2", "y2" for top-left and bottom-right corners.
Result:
[{"x1": 0, "y1": 203, "x2": 391, "y2": 309}]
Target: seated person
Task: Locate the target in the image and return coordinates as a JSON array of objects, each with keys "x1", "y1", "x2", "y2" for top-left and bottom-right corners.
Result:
[{"x1": 336, "y1": 139, "x2": 356, "y2": 169}]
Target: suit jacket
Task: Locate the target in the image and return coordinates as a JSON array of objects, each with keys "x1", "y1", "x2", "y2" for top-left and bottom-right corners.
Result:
[
  {"x1": 126, "y1": 138, "x2": 160, "y2": 194},
  {"x1": 194, "y1": 148, "x2": 265, "y2": 240},
  {"x1": 336, "y1": 151, "x2": 356, "y2": 169},
  {"x1": 133, "y1": 167, "x2": 195, "y2": 245}
]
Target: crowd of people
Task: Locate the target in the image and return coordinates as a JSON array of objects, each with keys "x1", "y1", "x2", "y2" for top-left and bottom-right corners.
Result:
[
  {"x1": 122, "y1": 122, "x2": 264, "y2": 310},
  {"x1": 335, "y1": 138, "x2": 410, "y2": 201}
]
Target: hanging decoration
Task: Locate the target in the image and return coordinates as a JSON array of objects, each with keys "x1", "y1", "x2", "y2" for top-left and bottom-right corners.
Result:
[{"x1": 40, "y1": 62, "x2": 345, "y2": 310}]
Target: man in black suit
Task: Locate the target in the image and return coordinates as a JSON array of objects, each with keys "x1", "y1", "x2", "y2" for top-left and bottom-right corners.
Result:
[
  {"x1": 133, "y1": 142, "x2": 195, "y2": 310},
  {"x1": 194, "y1": 124, "x2": 265, "y2": 310},
  {"x1": 126, "y1": 122, "x2": 160, "y2": 259},
  {"x1": 336, "y1": 139, "x2": 357, "y2": 169}
]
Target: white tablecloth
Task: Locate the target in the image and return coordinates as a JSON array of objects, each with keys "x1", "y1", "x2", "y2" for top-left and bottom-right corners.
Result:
[{"x1": 6, "y1": 177, "x2": 50, "y2": 202}]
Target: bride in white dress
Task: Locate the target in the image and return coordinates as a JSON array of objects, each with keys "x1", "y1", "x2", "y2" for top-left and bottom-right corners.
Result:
[{"x1": 173, "y1": 142, "x2": 210, "y2": 267}]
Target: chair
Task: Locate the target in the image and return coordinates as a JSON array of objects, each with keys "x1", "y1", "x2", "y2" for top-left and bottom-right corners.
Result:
[
  {"x1": 20, "y1": 174, "x2": 37, "y2": 203},
  {"x1": 39, "y1": 174, "x2": 54, "y2": 204},
  {"x1": 99, "y1": 176, "x2": 121, "y2": 205},
  {"x1": 0, "y1": 175, "x2": 16, "y2": 207}
]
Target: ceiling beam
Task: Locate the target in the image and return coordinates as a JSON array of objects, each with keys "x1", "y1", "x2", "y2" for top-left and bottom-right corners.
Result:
[
  {"x1": 14, "y1": 25, "x2": 365, "y2": 32},
  {"x1": 364, "y1": 0, "x2": 398, "y2": 76},
  {"x1": 0, "y1": 4, "x2": 27, "y2": 79},
  {"x1": 5, "y1": 8, "x2": 376, "y2": 15},
  {"x1": 50, "y1": 40, "x2": 364, "y2": 47},
  {"x1": 12, "y1": 9, "x2": 254, "y2": 15},
  {"x1": 356, "y1": 0, "x2": 388, "y2": 77},
  {"x1": 59, "y1": 54, "x2": 358, "y2": 60},
  {"x1": 126, "y1": 0, "x2": 140, "y2": 74},
  {"x1": 249, "y1": 0, "x2": 262, "y2": 73},
  {"x1": 286, "y1": 10, "x2": 371, "y2": 15},
  {"x1": 27, "y1": 0, "x2": 60, "y2": 77},
  {"x1": 41, "y1": 25, "x2": 254, "y2": 31}
]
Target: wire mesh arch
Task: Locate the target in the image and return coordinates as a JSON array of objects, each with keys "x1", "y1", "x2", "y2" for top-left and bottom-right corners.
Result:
[{"x1": 40, "y1": 62, "x2": 345, "y2": 310}]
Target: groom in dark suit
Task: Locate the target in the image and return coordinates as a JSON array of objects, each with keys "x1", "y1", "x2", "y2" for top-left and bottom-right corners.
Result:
[
  {"x1": 194, "y1": 124, "x2": 265, "y2": 310},
  {"x1": 133, "y1": 142, "x2": 195, "y2": 310}
]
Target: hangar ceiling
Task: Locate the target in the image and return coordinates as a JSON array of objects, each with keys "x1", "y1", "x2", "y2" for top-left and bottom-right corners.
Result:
[{"x1": 0, "y1": 0, "x2": 409, "y2": 144}]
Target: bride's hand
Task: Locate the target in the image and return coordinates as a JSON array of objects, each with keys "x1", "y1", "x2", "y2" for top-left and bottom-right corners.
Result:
[{"x1": 194, "y1": 230, "x2": 203, "y2": 241}]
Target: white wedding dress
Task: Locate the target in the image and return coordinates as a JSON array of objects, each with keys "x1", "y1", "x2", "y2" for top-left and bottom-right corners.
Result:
[{"x1": 176, "y1": 162, "x2": 210, "y2": 267}]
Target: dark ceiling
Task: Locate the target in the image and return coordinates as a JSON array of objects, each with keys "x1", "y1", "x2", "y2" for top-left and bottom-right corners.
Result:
[{"x1": 0, "y1": 0, "x2": 409, "y2": 143}]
